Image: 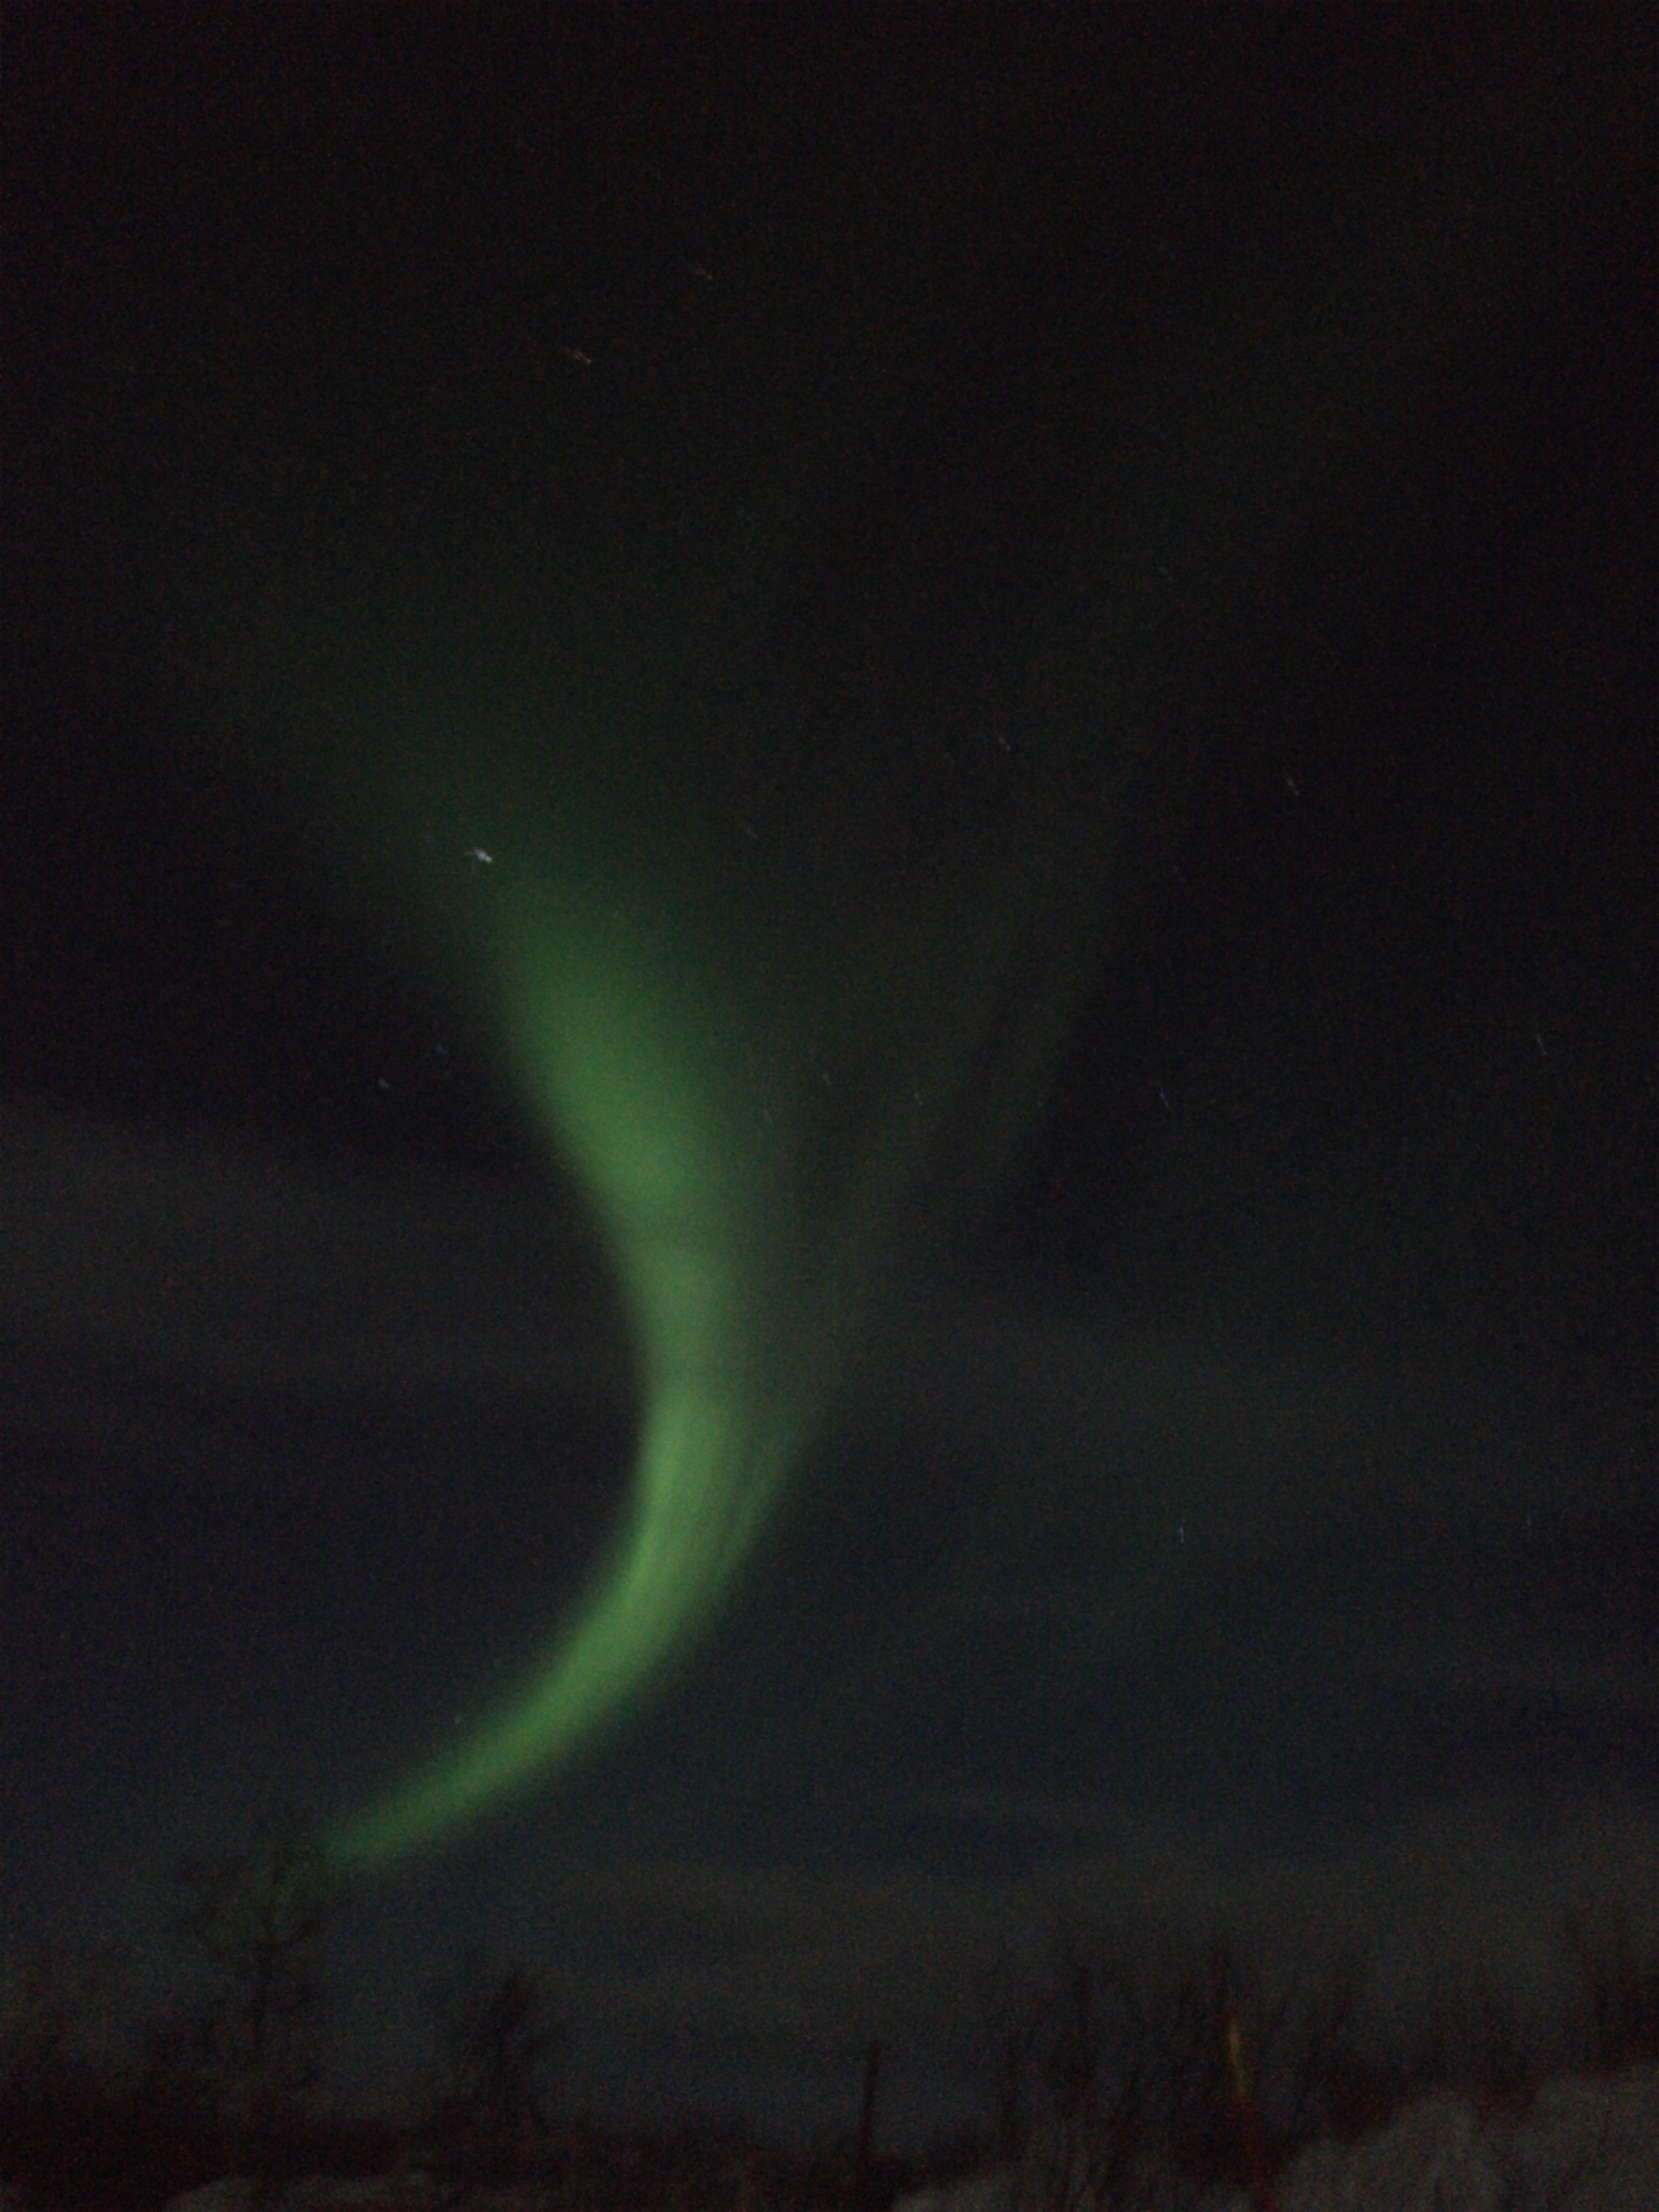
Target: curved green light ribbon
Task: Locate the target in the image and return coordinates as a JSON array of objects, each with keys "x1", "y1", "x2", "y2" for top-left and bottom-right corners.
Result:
[
  {"x1": 325, "y1": 58, "x2": 1577, "y2": 1871},
  {"x1": 332, "y1": 828, "x2": 1077, "y2": 1870}
]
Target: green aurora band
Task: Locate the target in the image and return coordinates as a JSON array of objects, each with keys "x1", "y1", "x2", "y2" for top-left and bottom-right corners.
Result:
[
  {"x1": 332, "y1": 782, "x2": 1091, "y2": 1870},
  {"x1": 307, "y1": 59, "x2": 1591, "y2": 1874}
]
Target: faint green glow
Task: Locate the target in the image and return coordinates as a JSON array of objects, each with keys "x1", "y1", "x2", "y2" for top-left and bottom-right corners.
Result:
[
  {"x1": 319, "y1": 51, "x2": 1550, "y2": 1873},
  {"x1": 336, "y1": 1376, "x2": 800, "y2": 1868},
  {"x1": 329, "y1": 812, "x2": 1072, "y2": 1870},
  {"x1": 331, "y1": 867, "x2": 832, "y2": 1870}
]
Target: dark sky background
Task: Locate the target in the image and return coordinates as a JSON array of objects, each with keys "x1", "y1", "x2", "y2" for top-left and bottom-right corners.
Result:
[{"x1": 3, "y1": 5, "x2": 1655, "y2": 2152}]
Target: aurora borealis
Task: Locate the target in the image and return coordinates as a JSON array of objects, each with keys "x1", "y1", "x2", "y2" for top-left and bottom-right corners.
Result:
[
  {"x1": 318, "y1": 2, "x2": 1610, "y2": 1872},
  {"x1": 4, "y1": 7, "x2": 1654, "y2": 2143}
]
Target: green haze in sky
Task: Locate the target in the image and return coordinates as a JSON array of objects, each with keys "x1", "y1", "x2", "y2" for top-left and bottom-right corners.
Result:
[{"x1": 304, "y1": 49, "x2": 1584, "y2": 1871}]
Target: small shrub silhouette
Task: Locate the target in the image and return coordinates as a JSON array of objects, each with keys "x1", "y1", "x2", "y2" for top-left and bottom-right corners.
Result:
[{"x1": 416, "y1": 1953, "x2": 565, "y2": 2184}]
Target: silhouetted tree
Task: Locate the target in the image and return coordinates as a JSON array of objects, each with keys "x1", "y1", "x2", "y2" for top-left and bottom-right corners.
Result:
[
  {"x1": 0, "y1": 1940, "x2": 134, "y2": 2208},
  {"x1": 970, "y1": 1924, "x2": 1400, "y2": 2207},
  {"x1": 419, "y1": 1953, "x2": 564, "y2": 2183},
  {"x1": 153, "y1": 1806, "x2": 335, "y2": 2172},
  {"x1": 1562, "y1": 1905, "x2": 1659, "y2": 2073}
]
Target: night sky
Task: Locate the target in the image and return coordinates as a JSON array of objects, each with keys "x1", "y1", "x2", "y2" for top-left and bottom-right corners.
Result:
[{"x1": 3, "y1": 5, "x2": 1655, "y2": 2151}]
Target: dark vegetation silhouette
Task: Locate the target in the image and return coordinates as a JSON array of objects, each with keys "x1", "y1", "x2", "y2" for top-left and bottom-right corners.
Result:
[
  {"x1": 0, "y1": 1808, "x2": 394, "y2": 2210},
  {"x1": 957, "y1": 1908, "x2": 1659, "y2": 2210},
  {"x1": 413, "y1": 1954, "x2": 563, "y2": 2186},
  {"x1": 145, "y1": 1808, "x2": 335, "y2": 2177},
  {"x1": 0, "y1": 1813, "x2": 1654, "y2": 2209}
]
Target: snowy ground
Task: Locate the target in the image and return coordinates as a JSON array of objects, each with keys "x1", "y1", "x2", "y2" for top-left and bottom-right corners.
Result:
[
  {"x1": 148, "y1": 2062, "x2": 1658, "y2": 2210},
  {"x1": 895, "y1": 2062, "x2": 1659, "y2": 2212}
]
